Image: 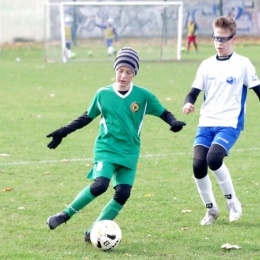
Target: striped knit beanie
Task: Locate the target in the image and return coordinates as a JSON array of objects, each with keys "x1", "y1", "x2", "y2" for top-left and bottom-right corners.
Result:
[{"x1": 114, "y1": 47, "x2": 139, "y2": 76}]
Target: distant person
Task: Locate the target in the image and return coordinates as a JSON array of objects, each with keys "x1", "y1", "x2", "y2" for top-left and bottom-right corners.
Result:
[
  {"x1": 183, "y1": 16, "x2": 260, "y2": 225},
  {"x1": 64, "y1": 17, "x2": 73, "y2": 59},
  {"x1": 46, "y1": 47, "x2": 186, "y2": 242},
  {"x1": 186, "y1": 17, "x2": 198, "y2": 54},
  {"x1": 95, "y1": 18, "x2": 118, "y2": 56}
]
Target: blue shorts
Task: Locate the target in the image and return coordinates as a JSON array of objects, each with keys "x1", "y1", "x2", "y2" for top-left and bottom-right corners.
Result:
[
  {"x1": 194, "y1": 127, "x2": 241, "y2": 154},
  {"x1": 105, "y1": 39, "x2": 113, "y2": 47}
]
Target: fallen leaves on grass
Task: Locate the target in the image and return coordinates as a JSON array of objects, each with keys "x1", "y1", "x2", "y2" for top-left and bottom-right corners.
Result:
[
  {"x1": 61, "y1": 159, "x2": 70, "y2": 163},
  {"x1": 3, "y1": 187, "x2": 13, "y2": 191},
  {"x1": 221, "y1": 243, "x2": 242, "y2": 249},
  {"x1": 144, "y1": 194, "x2": 154, "y2": 198}
]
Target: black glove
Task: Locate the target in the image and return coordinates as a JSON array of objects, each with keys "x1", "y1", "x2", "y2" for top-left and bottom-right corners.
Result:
[
  {"x1": 46, "y1": 127, "x2": 68, "y2": 149},
  {"x1": 170, "y1": 121, "x2": 186, "y2": 132}
]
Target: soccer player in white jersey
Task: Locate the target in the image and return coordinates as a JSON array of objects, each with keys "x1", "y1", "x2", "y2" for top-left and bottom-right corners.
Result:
[
  {"x1": 183, "y1": 16, "x2": 260, "y2": 225},
  {"x1": 46, "y1": 47, "x2": 186, "y2": 241}
]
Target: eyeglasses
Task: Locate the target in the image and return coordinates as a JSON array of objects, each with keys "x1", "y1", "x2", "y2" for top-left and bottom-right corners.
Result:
[{"x1": 211, "y1": 34, "x2": 235, "y2": 43}]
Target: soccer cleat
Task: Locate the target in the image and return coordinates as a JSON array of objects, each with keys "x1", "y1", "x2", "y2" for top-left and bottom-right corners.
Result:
[
  {"x1": 200, "y1": 208, "x2": 220, "y2": 225},
  {"x1": 228, "y1": 200, "x2": 242, "y2": 222},
  {"x1": 84, "y1": 232, "x2": 91, "y2": 243},
  {"x1": 47, "y1": 211, "x2": 70, "y2": 230}
]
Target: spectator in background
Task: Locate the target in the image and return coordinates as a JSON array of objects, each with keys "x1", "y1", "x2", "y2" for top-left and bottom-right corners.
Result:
[
  {"x1": 186, "y1": 17, "x2": 198, "y2": 54},
  {"x1": 64, "y1": 16, "x2": 73, "y2": 59},
  {"x1": 96, "y1": 18, "x2": 118, "y2": 56}
]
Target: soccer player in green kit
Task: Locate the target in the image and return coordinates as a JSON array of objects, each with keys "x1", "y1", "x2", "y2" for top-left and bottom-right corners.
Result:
[{"x1": 46, "y1": 47, "x2": 186, "y2": 242}]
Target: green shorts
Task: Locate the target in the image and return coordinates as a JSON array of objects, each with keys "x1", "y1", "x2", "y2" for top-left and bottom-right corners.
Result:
[{"x1": 87, "y1": 161, "x2": 136, "y2": 187}]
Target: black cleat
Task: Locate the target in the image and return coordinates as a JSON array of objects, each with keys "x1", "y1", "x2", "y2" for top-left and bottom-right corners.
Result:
[
  {"x1": 84, "y1": 232, "x2": 91, "y2": 243},
  {"x1": 47, "y1": 211, "x2": 70, "y2": 230}
]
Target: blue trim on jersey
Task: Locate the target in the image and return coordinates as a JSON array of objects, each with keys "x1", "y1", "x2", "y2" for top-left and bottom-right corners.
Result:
[{"x1": 237, "y1": 84, "x2": 247, "y2": 130}]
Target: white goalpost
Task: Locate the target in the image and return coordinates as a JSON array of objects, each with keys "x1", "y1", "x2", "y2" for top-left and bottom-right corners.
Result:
[{"x1": 45, "y1": 1, "x2": 183, "y2": 63}]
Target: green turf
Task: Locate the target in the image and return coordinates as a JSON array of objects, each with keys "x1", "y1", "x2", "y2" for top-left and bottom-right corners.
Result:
[{"x1": 0, "y1": 43, "x2": 260, "y2": 260}]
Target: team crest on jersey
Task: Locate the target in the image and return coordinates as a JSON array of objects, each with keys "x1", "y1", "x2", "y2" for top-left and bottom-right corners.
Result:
[
  {"x1": 130, "y1": 102, "x2": 140, "y2": 112},
  {"x1": 226, "y1": 76, "x2": 236, "y2": 85}
]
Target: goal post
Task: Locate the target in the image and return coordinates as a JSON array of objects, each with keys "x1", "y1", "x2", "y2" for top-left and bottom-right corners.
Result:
[{"x1": 45, "y1": 1, "x2": 183, "y2": 63}]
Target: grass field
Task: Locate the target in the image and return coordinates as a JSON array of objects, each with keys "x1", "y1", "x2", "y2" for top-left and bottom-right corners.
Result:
[
  {"x1": 45, "y1": 38, "x2": 180, "y2": 62},
  {"x1": 0, "y1": 42, "x2": 260, "y2": 260}
]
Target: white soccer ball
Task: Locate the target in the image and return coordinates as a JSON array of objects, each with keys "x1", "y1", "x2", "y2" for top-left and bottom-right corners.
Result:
[
  {"x1": 181, "y1": 46, "x2": 186, "y2": 52},
  {"x1": 107, "y1": 46, "x2": 115, "y2": 55},
  {"x1": 90, "y1": 220, "x2": 122, "y2": 250}
]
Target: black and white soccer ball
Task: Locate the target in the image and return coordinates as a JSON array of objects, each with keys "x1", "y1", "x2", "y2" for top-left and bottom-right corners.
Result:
[{"x1": 90, "y1": 220, "x2": 122, "y2": 250}]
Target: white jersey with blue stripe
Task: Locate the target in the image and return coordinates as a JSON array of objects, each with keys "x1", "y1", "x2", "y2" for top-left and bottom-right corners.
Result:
[{"x1": 191, "y1": 52, "x2": 260, "y2": 130}]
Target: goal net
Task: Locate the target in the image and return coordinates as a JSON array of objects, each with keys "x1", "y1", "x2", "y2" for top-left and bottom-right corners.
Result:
[{"x1": 45, "y1": 1, "x2": 183, "y2": 63}]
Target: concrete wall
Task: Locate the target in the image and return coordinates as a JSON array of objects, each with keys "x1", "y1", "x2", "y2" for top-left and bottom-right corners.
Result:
[
  {"x1": 0, "y1": 0, "x2": 48, "y2": 43},
  {"x1": 185, "y1": 0, "x2": 260, "y2": 35},
  {"x1": 0, "y1": 0, "x2": 260, "y2": 44}
]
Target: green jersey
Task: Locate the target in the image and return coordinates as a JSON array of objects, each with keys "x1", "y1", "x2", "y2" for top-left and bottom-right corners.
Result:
[{"x1": 87, "y1": 83, "x2": 165, "y2": 170}]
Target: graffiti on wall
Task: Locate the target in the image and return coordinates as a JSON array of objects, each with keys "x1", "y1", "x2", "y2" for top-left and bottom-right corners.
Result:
[
  {"x1": 1, "y1": 0, "x2": 260, "y2": 43},
  {"x1": 49, "y1": 4, "x2": 190, "y2": 40},
  {"x1": 189, "y1": 0, "x2": 259, "y2": 35},
  {"x1": 48, "y1": 0, "x2": 259, "y2": 42}
]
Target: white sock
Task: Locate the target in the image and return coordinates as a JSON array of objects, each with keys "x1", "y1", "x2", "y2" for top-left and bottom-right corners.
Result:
[
  {"x1": 213, "y1": 162, "x2": 238, "y2": 204},
  {"x1": 194, "y1": 175, "x2": 218, "y2": 210},
  {"x1": 67, "y1": 49, "x2": 71, "y2": 58}
]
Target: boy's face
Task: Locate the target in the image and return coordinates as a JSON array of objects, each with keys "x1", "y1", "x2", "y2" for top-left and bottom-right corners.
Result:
[
  {"x1": 116, "y1": 66, "x2": 134, "y2": 90},
  {"x1": 213, "y1": 27, "x2": 237, "y2": 56}
]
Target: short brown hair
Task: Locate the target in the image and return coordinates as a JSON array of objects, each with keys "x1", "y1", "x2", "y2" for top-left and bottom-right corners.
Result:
[{"x1": 213, "y1": 16, "x2": 237, "y2": 35}]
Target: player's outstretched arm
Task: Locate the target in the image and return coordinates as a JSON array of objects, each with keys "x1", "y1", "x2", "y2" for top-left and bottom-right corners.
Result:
[
  {"x1": 46, "y1": 112, "x2": 93, "y2": 149},
  {"x1": 183, "y1": 88, "x2": 201, "y2": 114},
  {"x1": 46, "y1": 128, "x2": 68, "y2": 149},
  {"x1": 183, "y1": 103, "x2": 195, "y2": 114},
  {"x1": 252, "y1": 84, "x2": 260, "y2": 101},
  {"x1": 95, "y1": 24, "x2": 106, "y2": 29},
  {"x1": 160, "y1": 109, "x2": 186, "y2": 133},
  {"x1": 113, "y1": 28, "x2": 118, "y2": 41},
  {"x1": 170, "y1": 121, "x2": 186, "y2": 132}
]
